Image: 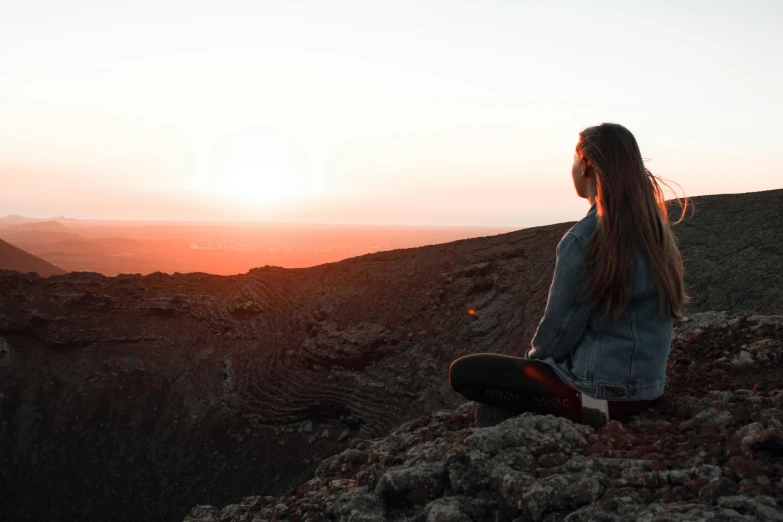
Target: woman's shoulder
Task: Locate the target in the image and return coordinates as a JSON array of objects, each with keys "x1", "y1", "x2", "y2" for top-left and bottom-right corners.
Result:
[{"x1": 566, "y1": 209, "x2": 598, "y2": 247}]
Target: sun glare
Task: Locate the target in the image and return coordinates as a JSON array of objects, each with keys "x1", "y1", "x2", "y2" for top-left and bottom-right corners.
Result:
[{"x1": 207, "y1": 134, "x2": 306, "y2": 205}]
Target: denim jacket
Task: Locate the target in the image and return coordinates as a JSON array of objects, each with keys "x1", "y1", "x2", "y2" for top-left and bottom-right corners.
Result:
[{"x1": 525, "y1": 203, "x2": 673, "y2": 401}]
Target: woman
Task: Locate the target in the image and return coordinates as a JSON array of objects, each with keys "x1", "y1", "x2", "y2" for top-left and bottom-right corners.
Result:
[{"x1": 449, "y1": 123, "x2": 690, "y2": 428}]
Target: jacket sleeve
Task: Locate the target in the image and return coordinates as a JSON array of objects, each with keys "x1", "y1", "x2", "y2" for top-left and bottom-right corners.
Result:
[{"x1": 525, "y1": 232, "x2": 593, "y2": 363}]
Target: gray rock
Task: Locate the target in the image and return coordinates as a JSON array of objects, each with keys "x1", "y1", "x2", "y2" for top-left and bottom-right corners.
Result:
[
  {"x1": 376, "y1": 464, "x2": 446, "y2": 508},
  {"x1": 717, "y1": 495, "x2": 783, "y2": 521},
  {"x1": 424, "y1": 497, "x2": 471, "y2": 522},
  {"x1": 699, "y1": 477, "x2": 739, "y2": 504},
  {"x1": 731, "y1": 351, "x2": 755, "y2": 365},
  {"x1": 754, "y1": 408, "x2": 783, "y2": 429},
  {"x1": 679, "y1": 408, "x2": 734, "y2": 430}
]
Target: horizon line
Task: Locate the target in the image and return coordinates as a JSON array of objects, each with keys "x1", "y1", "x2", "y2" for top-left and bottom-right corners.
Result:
[
  {"x1": 4, "y1": 187, "x2": 780, "y2": 229},
  {"x1": 0, "y1": 214, "x2": 523, "y2": 230}
]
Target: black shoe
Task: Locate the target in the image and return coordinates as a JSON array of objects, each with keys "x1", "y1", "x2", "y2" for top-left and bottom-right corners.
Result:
[{"x1": 450, "y1": 353, "x2": 582, "y2": 422}]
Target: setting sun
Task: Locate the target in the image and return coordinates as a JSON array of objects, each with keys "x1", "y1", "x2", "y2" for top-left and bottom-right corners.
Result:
[{"x1": 201, "y1": 134, "x2": 310, "y2": 205}]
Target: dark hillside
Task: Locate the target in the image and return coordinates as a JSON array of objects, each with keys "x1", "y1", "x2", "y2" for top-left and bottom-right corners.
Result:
[
  {"x1": 0, "y1": 239, "x2": 67, "y2": 277},
  {"x1": 0, "y1": 189, "x2": 781, "y2": 522}
]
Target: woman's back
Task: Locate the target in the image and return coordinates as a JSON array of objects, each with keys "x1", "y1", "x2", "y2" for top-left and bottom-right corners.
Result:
[{"x1": 528, "y1": 203, "x2": 674, "y2": 401}]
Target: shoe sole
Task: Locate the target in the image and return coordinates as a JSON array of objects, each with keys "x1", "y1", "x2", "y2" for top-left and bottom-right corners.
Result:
[{"x1": 450, "y1": 353, "x2": 583, "y2": 423}]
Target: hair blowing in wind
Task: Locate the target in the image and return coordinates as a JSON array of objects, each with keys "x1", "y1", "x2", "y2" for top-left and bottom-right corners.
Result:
[{"x1": 577, "y1": 123, "x2": 691, "y2": 323}]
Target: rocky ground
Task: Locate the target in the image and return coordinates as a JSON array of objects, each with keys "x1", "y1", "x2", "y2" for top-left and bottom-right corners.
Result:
[
  {"x1": 1, "y1": 189, "x2": 781, "y2": 522},
  {"x1": 185, "y1": 312, "x2": 783, "y2": 521}
]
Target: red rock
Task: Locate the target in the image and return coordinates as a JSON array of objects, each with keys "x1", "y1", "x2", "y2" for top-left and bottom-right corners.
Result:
[
  {"x1": 675, "y1": 405, "x2": 694, "y2": 420},
  {"x1": 726, "y1": 457, "x2": 767, "y2": 480},
  {"x1": 536, "y1": 468, "x2": 555, "y2": 478},
  {"x1": 737, "y1": 484, "x2": 763, "y2": 495},
  {"x1": 600, "y1": 420, "x2": 627, "y2": 436},
  {"x1": 650, "y1": 461, "x2": 666, "y2": 472},
  {"x1": 688, "y1": 477, "x2": 710, "y2": 494},
  {"x1": 537, "y1": 452, "x2": 568, "y2": 468},
  {"x1": 294, "y1": 483, "x2": 312, "y2": 496},
  {"x1": 408, "y1": 419, "x2": 427, "y2": 431},
  {"x1": 629, "y1": 445, "x2": 662, "y2": 458},
  {"x1": 698, "y1": 425, "x2": 719, "y2": 437},
  {"x1": 443, "y1": 414, "x2": 472, "y2": 431},
  {"x1": 749, "y1": 428, "x2": 783, "y2": 453}
]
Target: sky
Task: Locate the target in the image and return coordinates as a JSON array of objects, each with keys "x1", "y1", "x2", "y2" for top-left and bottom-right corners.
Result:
[{"x1": 1, "y1": 0, "x2": 781, "y2": 227}]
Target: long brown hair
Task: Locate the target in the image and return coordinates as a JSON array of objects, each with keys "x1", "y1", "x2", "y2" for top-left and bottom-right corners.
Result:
[{"x1": 577, "y1": 123, "x2": 691, "y2": 322}]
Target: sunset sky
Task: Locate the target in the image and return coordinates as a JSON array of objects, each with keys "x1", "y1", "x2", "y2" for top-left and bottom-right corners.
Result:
[{"x1": 1, "y1": 1, "x2": 781, "y2": 226}]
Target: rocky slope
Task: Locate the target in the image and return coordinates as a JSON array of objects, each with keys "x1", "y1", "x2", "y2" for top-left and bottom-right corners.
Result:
[
  {"x1": 186, "y1": 312, "x2": 783, "y2": 521},
  {"x1": 1, "y1": 189, "x2": 781, "y2": 522}
]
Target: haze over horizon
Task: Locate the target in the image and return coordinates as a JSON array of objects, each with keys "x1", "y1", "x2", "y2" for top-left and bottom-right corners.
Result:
[{"x1": 2, "y1": 1, "x2": 782, "y2": 227}]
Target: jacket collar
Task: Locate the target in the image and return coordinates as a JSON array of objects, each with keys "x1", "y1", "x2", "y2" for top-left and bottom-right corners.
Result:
[{"x1": 587, "y1": 202, "x2": 597, "y2": 217}]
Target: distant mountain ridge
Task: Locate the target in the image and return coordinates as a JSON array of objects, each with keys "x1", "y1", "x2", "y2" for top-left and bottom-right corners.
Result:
[
  {"x1": 0, "y1": 220, "x2": 147, "y2": 275},
  {"x1": 0, "y1": 188, "x2": 781, "y2": 522},
  {"x1": 11, "y1": 220, "x2": 70, "y2": 233},
  {"x1": 0, "y1": 216, "x2": 517, "y2": 276}
]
